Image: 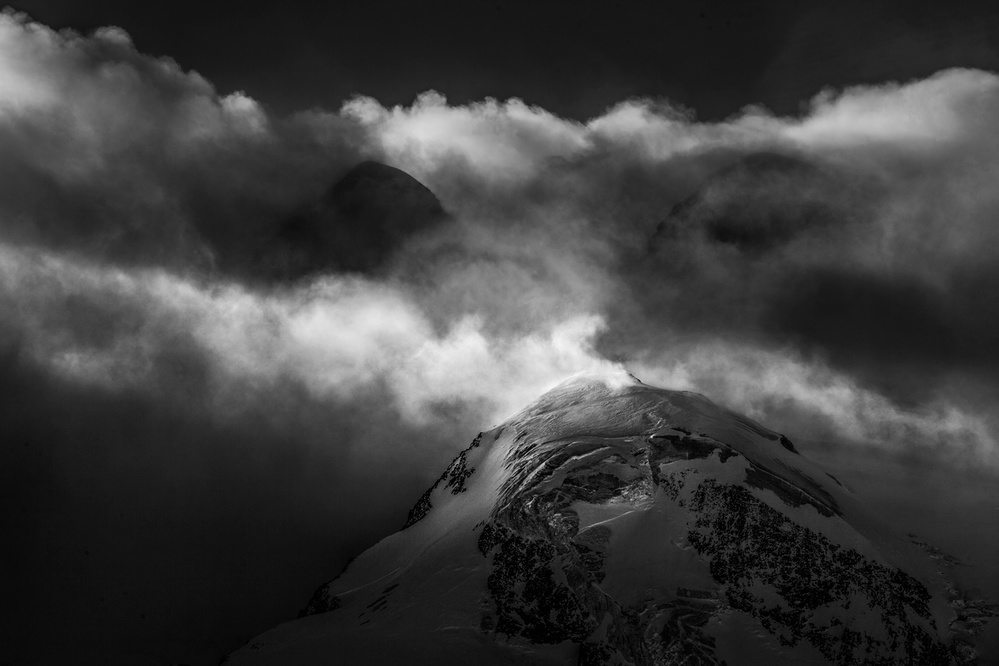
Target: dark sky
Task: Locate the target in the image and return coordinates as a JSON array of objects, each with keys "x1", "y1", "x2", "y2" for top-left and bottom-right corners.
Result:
[
  {"x1": 12, "y1": 0, "x2": 999, "y2": 120},
  {"x1": 4, "y1": 2, "x2": 999, "y2": 665}
]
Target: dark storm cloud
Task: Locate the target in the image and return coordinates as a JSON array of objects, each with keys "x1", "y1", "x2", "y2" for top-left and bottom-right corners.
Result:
[
  {"x1": 607, "y1": 71, "x2": 999, "y2": 430},
  {"x1": 3, "y1": 9, "x2": 999, "y2": 458},
  {"x1": 336, "y1": 71, "x2": 999, "y2": 461}
]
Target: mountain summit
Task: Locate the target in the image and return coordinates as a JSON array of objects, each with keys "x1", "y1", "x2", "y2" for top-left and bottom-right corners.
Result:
[
  {"x1": 260, "y1": 161, "x2": 447, "y2": 279},
  {"x1": 226, "y1": 371, "x2": 987, "y2": 665}
]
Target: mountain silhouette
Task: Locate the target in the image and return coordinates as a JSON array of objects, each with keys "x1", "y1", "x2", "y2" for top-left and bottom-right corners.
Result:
[{"x1": 259, "y1": 161, "x2": 447, "y2": 279}]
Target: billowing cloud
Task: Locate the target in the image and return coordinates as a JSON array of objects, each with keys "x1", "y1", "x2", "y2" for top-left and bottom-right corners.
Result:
[
  {"x1": 0, "y1": 241, "x2": 616, "y2": 426},
  {"x1": 0, "y1": 9, "x2": 372, "y2": 274},
  {"x1": 3, "y1": 8, "x2": 999, "y2": 460}
]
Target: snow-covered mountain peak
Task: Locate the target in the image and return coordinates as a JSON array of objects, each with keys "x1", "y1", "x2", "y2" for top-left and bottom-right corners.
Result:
[
  {"x1": 226, "y1": 374, "x2": 992, "y2": 665},
  {"x1": 505, "y1": 370, "x2": 794, "y2": 466},
  {"x1": 509, "y1": 369, "x2": 643, "y2": 419},
  {"x1": 550, "y1": 368, "x2": 645, "y2": 391}
]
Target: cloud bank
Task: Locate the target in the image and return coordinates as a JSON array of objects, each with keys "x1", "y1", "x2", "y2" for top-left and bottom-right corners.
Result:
[{"x1": 4, "y1": 9, "x2": 999, "y2": 661}]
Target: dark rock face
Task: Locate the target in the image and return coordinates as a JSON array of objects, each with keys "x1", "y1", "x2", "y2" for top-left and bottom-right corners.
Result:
[
  {"x1": 298, "y1": 555, "x2": 353, "y2": 617},
  {"x1": 686, "y1": 480, "x2": 949, "y2": 665},
  {"x1": 403, "y1": 433, "x2": 482, "y2": 529},
  {"x1": 473, "y1": 420, "x2": 952, "y2": 664},
  {"x1": 477, "y1": 459, "x2": 650, "y2": 663},
  {"x1": 299, "y1": 585, "x2": 341, "y2": 617},
  {"x1": 260, "y1": 161, "x2": 447, "y2": 279}
]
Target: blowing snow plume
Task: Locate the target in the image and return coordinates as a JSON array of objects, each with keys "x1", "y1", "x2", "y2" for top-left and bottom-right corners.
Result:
[{"x1": 2, "y1": 8, "x2": 999, "y2": 663}]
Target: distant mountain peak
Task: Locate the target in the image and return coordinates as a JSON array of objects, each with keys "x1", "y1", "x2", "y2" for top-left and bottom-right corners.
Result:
[
  {"x1": 257, "y1": 160, "x2": 447, "y2": 279},
  {"x1": 321, "y1": 161, "x2": 445, "y2": 219},
  {"x1": 650, "y1": 149, "x2": 844, "y2": 254}
]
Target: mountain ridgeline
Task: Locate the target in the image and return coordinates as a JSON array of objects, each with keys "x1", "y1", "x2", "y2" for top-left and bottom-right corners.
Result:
[{"x1": 225, "y1": 371, "x2": 993, "y2": 665}]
